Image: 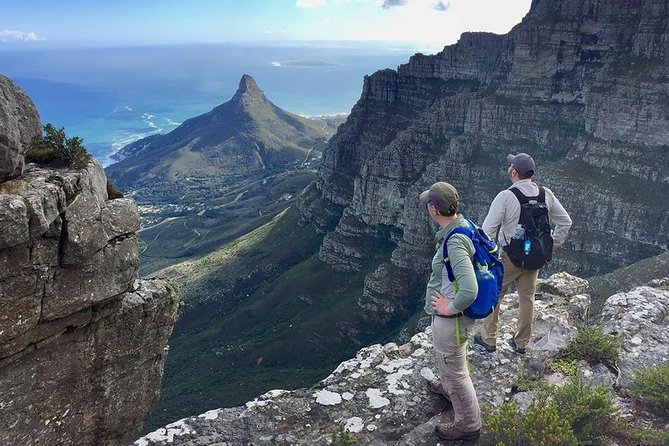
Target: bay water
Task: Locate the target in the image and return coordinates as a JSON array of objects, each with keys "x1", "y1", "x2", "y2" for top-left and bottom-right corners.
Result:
[{"x1": 0, "y1": 44, "x2": 422, "y2": 166}]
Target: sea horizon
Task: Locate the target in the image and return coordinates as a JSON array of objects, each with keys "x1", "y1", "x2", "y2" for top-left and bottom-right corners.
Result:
[{"x1": 0, "y1": 43, "x2": 426, "y2": 166}]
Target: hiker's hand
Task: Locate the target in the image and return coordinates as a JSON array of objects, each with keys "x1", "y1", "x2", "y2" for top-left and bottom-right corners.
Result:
[{"x1": 432, "y1": 291, "x2": 454, "y2": 316}]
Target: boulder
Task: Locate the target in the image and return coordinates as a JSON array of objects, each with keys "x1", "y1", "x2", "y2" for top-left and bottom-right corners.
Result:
[{"x1": 0, "y1": 75, "x2": 41, "y2": 182}]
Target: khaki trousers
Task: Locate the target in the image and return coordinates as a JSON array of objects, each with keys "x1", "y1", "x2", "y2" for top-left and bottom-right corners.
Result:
[
  {"x1": 481, "y1": 252, "x2": 539, "y2": 349},
  {"x1": 432, "y1": 315, "x2": 481, "y2": 432}
]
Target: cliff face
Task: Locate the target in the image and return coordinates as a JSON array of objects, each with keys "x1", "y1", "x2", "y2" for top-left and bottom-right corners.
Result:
[
  {"x1": 303, "y1": 0, "x2": 669, "y2": 324},
  {"x1": 0, "y1": 77, "x2": 180, "y2": 445},
  {"x1": 136, "y1": 274, "x2": 669, "y2": 445}
]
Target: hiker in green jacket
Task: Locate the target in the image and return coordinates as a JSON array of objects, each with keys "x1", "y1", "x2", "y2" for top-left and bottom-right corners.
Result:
[{"x1": 420, "y1": 182, "x2": 481, "y2": 442}]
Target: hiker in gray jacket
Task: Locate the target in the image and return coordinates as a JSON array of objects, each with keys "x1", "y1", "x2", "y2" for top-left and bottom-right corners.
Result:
[{"x1": 474, "y1": 153, "x2": 572, "y2": 354}]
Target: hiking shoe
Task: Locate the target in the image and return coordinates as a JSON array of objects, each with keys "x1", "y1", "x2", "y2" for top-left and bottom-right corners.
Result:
[
  {"x1": 426, "y1": 379, "x2": 452, "y2": 405},
  {"x1": 473, "y1": 332, "x2": 497, "y2": 352},
  {"x1": 507, "y1": 338, "x2": 526, "y2": 354},
  {"x1": 435, "y1": 422, "x2": 481, "y2": 441}
]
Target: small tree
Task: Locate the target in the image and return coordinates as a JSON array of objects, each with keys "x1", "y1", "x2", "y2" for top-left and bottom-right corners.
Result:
[{"x1": 26, "y1": 124, "x2": 91, "y2": 169}]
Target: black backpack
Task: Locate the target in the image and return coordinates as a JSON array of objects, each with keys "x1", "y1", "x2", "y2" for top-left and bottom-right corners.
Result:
[{"x1": 504, "y1": 187, "x2": 553, "y2": 270}]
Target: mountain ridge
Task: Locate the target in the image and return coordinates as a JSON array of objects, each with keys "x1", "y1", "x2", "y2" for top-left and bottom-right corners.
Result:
[
  {"x1": 106, "y1": 74, "x2": 332, "y2": 195},
  {"x1": 105, "y1": 75, "x2": 338, "y2": 274}
]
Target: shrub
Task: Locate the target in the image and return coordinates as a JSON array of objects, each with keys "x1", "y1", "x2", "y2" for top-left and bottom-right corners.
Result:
[
  {"x1": 481, "y1": 402, "x2": 524, "y2": 445},
  {"x1": 483, "y1": 378, "x2": 618, "y2": 446},
  {"x1": 560, "y1": 325, "x2": 619, "y2": 366},
  {"x1": 514, "y1": 375, "x2": 543, "y2": 392},
  {"x1": 549, "y1": 378, "x2": 615, "y2": 445},
  {"x1": 523, "y1": 402, "x2": 578, "y2": 446},
  {"x1": 550, "y1": 359, "x2": 578, "y2": 376},
  {"x1": 605, "y1": 420, "x2": 669, "y2": 446},
  {"x1": 482, "y1": 401, "x2": 577, "y2": 446},
  {"x1": 26, "y1": 123, "x2": 91, "y2": 169},
  {"x1": 632, "y1": 363, "x2": 669, "y2": 414},
  {"x1": 331, "y1": 425, "x2": 356, "y2": 445}
]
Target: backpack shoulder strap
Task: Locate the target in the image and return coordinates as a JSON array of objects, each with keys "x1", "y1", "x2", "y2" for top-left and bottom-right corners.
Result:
[
  {"x1": 510, "y1": 186, "x2": 546, "y2": 203},
  {"x1": 509, "y1": 187, "x2": 530, "y2": 204},
  {"x1": 442, "y1": 224, "x2": 474, "y2": 283}
]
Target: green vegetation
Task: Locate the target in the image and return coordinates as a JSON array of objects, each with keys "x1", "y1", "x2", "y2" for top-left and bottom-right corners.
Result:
[
  {"x1": 26, "y1": 124, "x2": 91, "y2": 169},
  {"x1": 138, "y1": 169, "x2": 316, "y2": 275},
  {"x1": 550, "y1": 379, "x2": 613, "y2": 445},
  {"x1": 550, "y1": 358, "x2": 578, "y2": 376},
  {"x1": 559, "y1": 325, "x2": 619, "y2": 367},
  {"x1": 514, "y1": 375, "x2": 544, "y2": 393},
  {"x1": 144, "y1": 205, "x2": 403, "y2": 432},
  {"x1": 482, "y1": 401, "x2": 577, "y2": 446},
  {"x1": 605, "y1": 421, "x2": 669, "y2": 446},
  {"x1": 331, "y1": 425, "x2": 357, "y2": 445},
  {"x1": 632, "y1": 363, "x2": 669, "y2": 414},
  {"x1": 484, "y1": 377, "x2": 669, "y2": 445}
]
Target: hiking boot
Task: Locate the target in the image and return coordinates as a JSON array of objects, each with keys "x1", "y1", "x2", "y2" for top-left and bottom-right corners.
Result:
[
  {"x1": 507, "y1": 338, "x2": 526, "y2": 354},
  {"x1": 426, "y1": 379, "x2": 452, "y2": 405},
  {"x1": 473, "y1": 332, "x2": 496, "y2": 352},
  {"x1": 435, "y1": 422, "x2": 481, "y2": 441}
]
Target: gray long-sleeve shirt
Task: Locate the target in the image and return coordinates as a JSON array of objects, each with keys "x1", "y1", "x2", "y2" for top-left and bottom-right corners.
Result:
[{"x1": 482, "y1": 179, "x2": 572, "y2": 248}]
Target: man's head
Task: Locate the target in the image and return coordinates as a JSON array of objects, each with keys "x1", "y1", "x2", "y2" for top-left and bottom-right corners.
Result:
[
  {"x1": 506, "y1": 153, "x2": 535, "y2": 181},
  {"x1": 419, "y1": 182, "x2": 459, "y2": 217}
]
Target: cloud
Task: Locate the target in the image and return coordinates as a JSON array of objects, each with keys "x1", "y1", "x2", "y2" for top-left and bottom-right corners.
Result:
[
  {"x1": 433, "y1": 1, "x2": 450, "y2": 11},
  {"x1": 0, "y1": 29, "x2": 43, "y2": 42},
  {"x1": 296, "y1": 0, "x2": 328, "y2": 7},
  {"x1": 381, "y1": 0, "x2": 408, "y2": 9}
]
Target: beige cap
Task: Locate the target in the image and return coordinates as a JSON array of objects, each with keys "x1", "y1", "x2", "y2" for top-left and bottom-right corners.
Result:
[{"x1": 419, "y1": 182, "x2": 459, "y2": 215}]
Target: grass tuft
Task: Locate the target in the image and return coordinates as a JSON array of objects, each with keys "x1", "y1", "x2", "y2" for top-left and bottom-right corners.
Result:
[
  {"x1": 560, "y1": 325, "x2": 619, "y2": 367},
  {"x1": 632, "y1": 363, "x2": 669, "y2": 415}
]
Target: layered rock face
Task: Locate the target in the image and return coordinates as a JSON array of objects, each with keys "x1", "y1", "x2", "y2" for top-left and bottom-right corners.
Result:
[
  {"x1": 302, "y1": 0, "x2": 669, "y2": 324},
  {"x1": 0, "y1": 75, "x2": 41, "y2": 182},
  {"x1": 136, "y1": 273, "x2": 668, "y2": 445},
  {"x1": 0, "y1": 160, "x2": 180, "y2": 445}
]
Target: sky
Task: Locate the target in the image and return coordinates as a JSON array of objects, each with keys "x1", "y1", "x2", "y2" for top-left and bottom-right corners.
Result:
[{"x1": 1, "y1": 0, "x2": 532, "y2": 50}]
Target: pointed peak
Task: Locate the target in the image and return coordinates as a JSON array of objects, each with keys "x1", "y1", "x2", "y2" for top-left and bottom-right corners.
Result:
[
  {"x1": 232, "y1": 74, "x2": 267, "y2": 106},
  {"x1": 238, "y1": 74, "x2": 260, "y2": 93}
]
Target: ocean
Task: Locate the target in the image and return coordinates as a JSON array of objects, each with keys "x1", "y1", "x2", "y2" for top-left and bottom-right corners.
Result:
[{"x1": 0, "y1": 44, "x2": 423, "y2": 166}]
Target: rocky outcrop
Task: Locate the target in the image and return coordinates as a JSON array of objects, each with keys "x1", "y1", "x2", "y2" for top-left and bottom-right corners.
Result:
[
  {"x1": 600, "y1": 278, "x2": 669, "y2": 387},
  {"x1": 0, "y1": 160, "x2": 180, "y2": 445},
  {"x1": 0, "y1": 75, "x2": 41, "y2": 182},
  {"x1": 136, "y1": 273, "x2": 667, "y2": 445},
  {"x1": 302, "y1": 0, "x2": 669, "y2": 326}
]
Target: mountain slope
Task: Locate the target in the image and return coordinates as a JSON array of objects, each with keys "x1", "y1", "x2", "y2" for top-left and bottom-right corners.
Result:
[
  {"x1": 105, "y1": 75, "x2": 337, "y2": 274},
  {"x1": 107, "y1": 75, "x2": 331, "y2": 193},
  {"x1": 145, "y1": 199, "x2": 400, "y2": 430}
]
